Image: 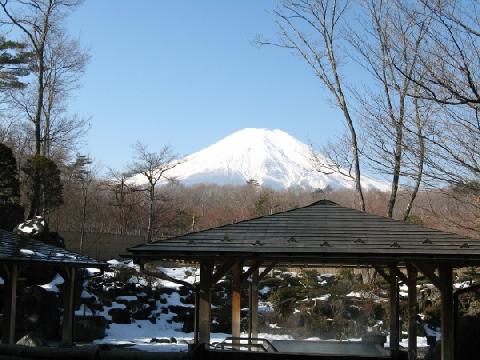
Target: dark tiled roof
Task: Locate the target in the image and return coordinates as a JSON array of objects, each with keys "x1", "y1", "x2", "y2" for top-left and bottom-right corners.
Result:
[
  {"x1": 0, "y1": 229, "x2": 106, "y2": 267},
  {"x1": 128, "y1": 200, "x2": 480, "y2": 265}
]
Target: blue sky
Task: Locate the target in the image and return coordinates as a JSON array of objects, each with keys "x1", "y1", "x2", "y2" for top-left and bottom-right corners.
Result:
[{"x1": 67, "y1": 1, "x2": 348, "y2": 171}]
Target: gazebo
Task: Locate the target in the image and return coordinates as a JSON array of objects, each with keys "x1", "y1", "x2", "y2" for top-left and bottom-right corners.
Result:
[
  {"x1": 0, "y1": 229, "x2": 106, "y2": 346},
  {"x1": 128, "y1": 200, "x2": 480, "y2": 360}
]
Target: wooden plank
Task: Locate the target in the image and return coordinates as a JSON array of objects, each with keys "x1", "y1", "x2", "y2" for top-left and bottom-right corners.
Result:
[
  {"x1": 388, "y1": 266, "x2": 400, "y2": 355},
  {"x1": 62, "y1": 267, "x2": 76, "y2": 346},
  {"x1": 231, "y1": 262, "x2": 242, "y2": 349},
  {"x1": 439, "y1": 264, "x2": 454, "y2": 360},
  {"x1": 198, "y1": 260, "x2": 214, "y2": 345},
  {"x1": 2, "y1": 264, "x2": 17, "y2": 344},
  {"x1": 407, "y1": 264, "x2": 417, "y2": 360}
]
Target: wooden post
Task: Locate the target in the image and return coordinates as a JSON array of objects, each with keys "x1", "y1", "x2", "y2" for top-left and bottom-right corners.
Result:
[
  {"x1": 198, "y1": 260, "x2": 214, "y2": 345},
  {"x1": 61, "y1": 267, "x2": 76, "y2": 346},
  {"x1": 407, "y1": 264, "x2": 417, "y2": 360},
  {"x1": 2, "y1": 264, "x2": 17, "y2": 344},
  {"x1": 388, "y1": 266, "x2": 400, "y2": 356},
  {"x1": 194, "y1": 286, "x2": 200, "y2": 344},
  {"x1": 439, "y1": 264, "x2": 454, "y2": 360},
  {"x1": 231, "y1": 262, "x2": 242, "y2": 349},
  {"x1": 248, "y1": 268, "x2": 259, "y2": 341}
]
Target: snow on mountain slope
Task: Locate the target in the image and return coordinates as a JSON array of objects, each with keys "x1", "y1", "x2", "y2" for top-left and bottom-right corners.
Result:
[{"x1": 135, "y1": 128, "x2": 388, "y2": 191}]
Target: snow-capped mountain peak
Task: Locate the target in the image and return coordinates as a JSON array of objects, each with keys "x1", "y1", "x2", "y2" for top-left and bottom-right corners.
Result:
[{"x1": 149, "y1": 128, "x2": 387, "y2": 191}]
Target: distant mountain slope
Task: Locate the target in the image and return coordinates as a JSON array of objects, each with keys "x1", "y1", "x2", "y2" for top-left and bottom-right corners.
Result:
[{"x1": 134, "y1": 128, "x2": 388, "y2": 191}]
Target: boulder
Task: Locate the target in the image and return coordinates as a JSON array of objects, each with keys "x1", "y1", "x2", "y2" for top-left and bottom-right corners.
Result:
[
  {"x1": 132, "y1": 306, "x2": 152, "y2": 320},
  {"x1": 150, "y1": 337, "x2": 171, "y2": 344},
  {"x1": 16, "y1": 333, "x2": 47, "y2": 347},
  {"x1": 17, "y1": 286, "x2": 60, "y2": 340},
  {"x1": 362, "y1": 333, "x2": 387, "y2": 345},
  {"x1": 14, "y1": 217, "x2": 65, "y2": 248},
  {"x1": 108, "y1": 308, "x2": 130, "y2": 324},
  {"x1": 74, "y1": 316, "x2": 108, "y2": 342}
]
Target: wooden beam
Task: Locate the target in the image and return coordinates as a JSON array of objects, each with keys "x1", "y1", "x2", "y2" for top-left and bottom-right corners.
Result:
[
  {"x1": 258, "y1": 263, "x2": 276, "y2": 281},
  {"x1": 61, "y1": 267, "x2": 76, "y2": 346},
  {"x1": 142, "y1": 268, "x2": 195, "y2": 290},
  {"x1": 412, "y1": 263, "x2": 442, "y2": 290},
  {"x1": 407, "y1": 264, "x2": 417, "y2": 360},
  {"x1": 198, "y1": 260, "x2": 214, "y2": 345},
  {"x1": 2, "y1": 264, "x2": 17, "y2": 344},
  {"x1": 248, "y1": 268, "x2": 259, "y2": 341},
  {"x1": 373, "y1": 266, "x2": 390, "y2": 282},
  {"x1": 439, "y1": 264, "x2": 454, "y2": 360},
  {"x1": 231, "y1": 262, "x2": 242, "y2": 349},
  {"x1": 388, "y1": 266, "x2": 400, "y2": 356},
  {"x1": 241, "y1": 261, "x2": 262, "y2": 284},
  {"x1": 390, "y1": 265, "x2": 408, "y2": 284},
  {"x1": 211, "y1": 260, "x2": 238, "y2": 285}
]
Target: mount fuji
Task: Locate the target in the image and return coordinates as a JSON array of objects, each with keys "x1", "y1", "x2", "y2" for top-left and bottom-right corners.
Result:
[{"x1": 140, "y1": 128, "x2": 388, "y2": 191}]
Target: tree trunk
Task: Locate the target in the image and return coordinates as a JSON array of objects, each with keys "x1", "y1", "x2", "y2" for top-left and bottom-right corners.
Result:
[
  {"x1": 340, "y1": 96, "x2": 365, "y2": 212},
  {"x1": 146, "y1": 185, "x2": 154, "y2": 243},
  {"x1": 403, "y1": 98, "x2": 425, "y2": 221},
  {"x1": 80, "y1": 185, "x2": 88, "y2": 253}
]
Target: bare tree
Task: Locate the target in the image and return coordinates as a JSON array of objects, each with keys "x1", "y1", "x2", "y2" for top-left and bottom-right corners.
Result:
[
  {"x1": 0, "y1": 0, "x2": 83, "y2": 155},
  {"x1": 401, "y1": 93, "x2": 427, "y2": 220},
  {"x1": 42, "y1": 32, "x2": 89, "y2": 157},
  {"x1": 106, "y1": 168, "x2": 132, "y2": 235},
  {"x1": 259, "y1": 0, "x2": 366, "y2": 211},
  {"x1": 69, "y1": 154, "x2": 93, "y2": 252},
  {"x1": 397, "y1": 0, "x2": 480, "y2": 188},
  {"x1": 348, "y1": 0, "x2": 428, "y2": 218},
  {"x1": 0, "y1": 0, "x2": 85, "y2": 217},
  {"x1": 129, "y1": 142, "x2": 179, "y2": 243}
]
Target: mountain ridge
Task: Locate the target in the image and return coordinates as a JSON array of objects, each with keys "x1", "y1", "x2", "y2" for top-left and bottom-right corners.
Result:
[{"x1": 134, "y1": 128, "x2": 388, "y2": 191}]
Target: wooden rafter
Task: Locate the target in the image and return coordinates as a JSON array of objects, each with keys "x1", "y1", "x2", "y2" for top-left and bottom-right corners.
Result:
[
  {"x1": 412, "y1": 262, "x2": 442, "y2": 290},
  {"x1": 258, "y1": 263, "x2": 276, "y2": 280},
  {"x1": 373, "y1": 266, "x2": 390, "y2": 282},
  {"x1": 241, "y1": 261, "x2": 263, "y2": 283},
  {"x1": 390, "y1": 265, "x2": 408, "y2": 283},
  {"x1": 211, "y1": 259, "x2": 238, "y2": 284},
  {"x1": 141, "y1": 268, "x2": 196, "y2": 290}
]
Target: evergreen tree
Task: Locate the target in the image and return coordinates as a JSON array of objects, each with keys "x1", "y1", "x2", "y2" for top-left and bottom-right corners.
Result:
[
  {"x1": 0, "y1": 143, "x2": 24, "y2": 230},
  {"x1": 0, "y1": 37, "x2": 31, "y2": 90},
  {"x1": 0, "y1": 143, "x2": 20, "y2": 204},
  {"x1": 22, "y1": 155, "x2": 63, "y2": 217}
]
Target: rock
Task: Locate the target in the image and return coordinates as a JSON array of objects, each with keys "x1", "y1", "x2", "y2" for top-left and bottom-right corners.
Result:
[
  {"x1": 150, "y1": 337, "x2": 171, "y2": 344},
  {"x1": 148, "y1": 316, "x2": 156, "y2": 324},
  {"x1": 74, "y1": 316, "x2": 108, "y2": 342},
  {"x1": 17, "y1": 286, "x2": 60, "y2": 340},
  {"x1": 15, "y1": 217, "x2": 46, "y2": 237},
  {"x1": 362, "y1": 333, "x2": 387, "y2": 345},
  {"x1": 108, "y1": 308, "x2": 130, "y2": 324},
  {"x1": 132, "y1": 307, "x2": 151, "y2": 320},
  {"x1": 14, "y1": 217, "x2": 65, "y2": 248},
  {"x1": 16, "y1": 333, "x2": 47, "y2": 347},
  {"x1": 170, "y1": 337, "x2": 177, "y2": 343}
]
